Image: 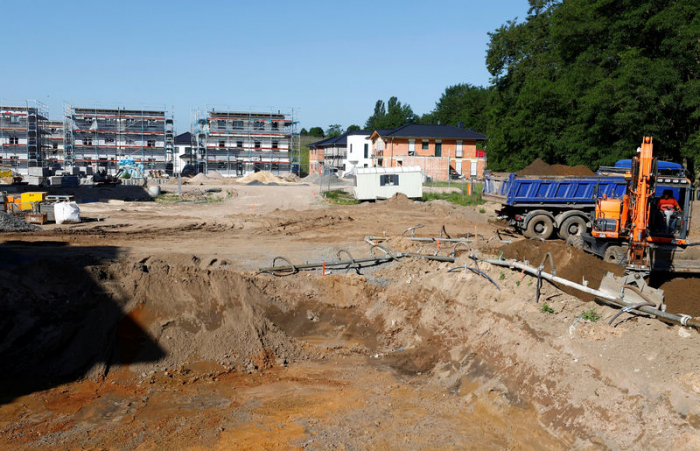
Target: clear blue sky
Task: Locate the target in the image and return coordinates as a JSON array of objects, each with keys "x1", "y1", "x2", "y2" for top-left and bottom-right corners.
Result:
[{"x1": 1, "y1": 0, "x2": 529, "y2": 133}]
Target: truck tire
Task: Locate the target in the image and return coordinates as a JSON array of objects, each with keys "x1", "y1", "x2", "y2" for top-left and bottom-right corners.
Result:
[
  {"x1": 526, "y1": 214, "x2": 554, "y2": 240},
  {"x1": 558, "y1": 216, "x2": 587, "y2": 240},
  {"x1": 566, "y1": 235, "x2": 584, "y2": 249},
  {"x1": 603, "y1": 246, "x2": 626, "y2": 264}
]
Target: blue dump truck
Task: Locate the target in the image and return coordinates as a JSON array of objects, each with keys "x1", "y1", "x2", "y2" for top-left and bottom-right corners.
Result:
[{"x1": 482, "y1": 160, "x2": 686, "y2": 240}]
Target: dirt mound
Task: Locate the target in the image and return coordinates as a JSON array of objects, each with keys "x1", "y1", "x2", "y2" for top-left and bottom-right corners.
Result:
[
  {"x1": 0, "y1": 253, "x2": 304, "y2": 388},
  {"x1": 517, "y1": 158, "x2": 596, "y2": 177},
  {"x1": 499, "y1": 239, "x2": 622, "y2": 301},
  {"x1": 657, "y1": 276, "x2": 700, "y2": 317},
  {"x1": 552, "y1": 164, "x2": 596, "y2": 176},
  {"x1": 189, "y1": 173, "x2": 210, "y2": 183},
  {"x1": 206, "y1": 170, "x2": 224, "y2": 179},
  {"x1": 238, "y1": 171, "x2": 292, "y2": 185},
  {"x1": 380, "y1": 193, "x2": 413, "y2": 206}
]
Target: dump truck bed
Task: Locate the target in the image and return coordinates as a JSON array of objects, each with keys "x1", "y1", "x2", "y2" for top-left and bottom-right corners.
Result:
[{"x1": 483, "y1": 173, "x2": 628, "y2": 207}]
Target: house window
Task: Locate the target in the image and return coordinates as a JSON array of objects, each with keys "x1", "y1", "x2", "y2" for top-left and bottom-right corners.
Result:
[
  {"x1": 408, "y1": 139, "x2": 415, "y2": 156},
  {"x1": 272, "y1": 122, "x2": 279, "y2": 130},
  {"x1": 364, "y1": 143, "x2": 369, "y2": 159},
  {"x1": 147, "y1": 158, "x2": 156, "y2": 168},
  {"x1": 10, "y1": 156, "x2": 19, "y2": 166},
  {"x1": 236, "y1": 140, "x2": 243, "y2": 149},
  {"x1": 147, "y1": 140, "x2": 155, "y2": 147},
  {"x1": 217, "y1": 120, "x2": 226, "y2": 128},
  {"x1": 9, "y1": 136, "x2": 18, "y2": 145},
  {"x1": 53, "y1": 142, "x2": 58, "y2": 150},
  {"x1": 254, "y1": 140, "x2": 261, "y2": 149},
  {"x1": 254, "y1": 121, "x2": 265, "y2": 130},
  {"x1": 105, "y1": 137, "x2": 115, "y2": 144},
  {"x1": 456, "y1": 140, "x2": 463, "y2": 158},
  {"x1": 380, "y1": 174, "x2": 399, "y2": 186},
  {"x1": 147, "y1": 119, "x2": 156, "y2": 127},
  {"x1": 84, "y1": 138, "x2": 93, "y2": 146},
  {"x1": 10, "y1": 115, "x2": 19, "y2": 124},
  {"x1": 435, "y1": 141, "x2": 442, "y2": 157},
  {"x1": 422, "y1": 140, "x2": 429, "y2": 150},
  {"x1": 233, "y1": 120, "x2": 244, "y2": 130},
  {"x1": 219, "y1": 140, "x2": 226, "y2": 149},
  {"x1": 272, "y1": 141, "x2": 278, "y2": 150}
]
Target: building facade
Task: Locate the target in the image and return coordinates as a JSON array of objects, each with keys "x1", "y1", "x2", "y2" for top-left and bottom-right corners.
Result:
[
  {"x1": 192, "y1": 109, "x2": 296, "y2": 177},
  {"x1": 370, "y1": 124, "x2": 487, "y2": 181},
  {"x1": 0, "y1": 101, "x2": 50, "y2": 175},
  {"x1": 344, "y1": 130, "x2": 374, "y2": 175},
  {"x1": 64, "y1": 105, "x2": 174, "y2": 175}
]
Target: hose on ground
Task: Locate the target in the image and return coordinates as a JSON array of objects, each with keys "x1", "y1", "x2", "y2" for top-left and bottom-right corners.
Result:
[{"x1": 448, "y1": 264, "x2": 501, "y2": 291}]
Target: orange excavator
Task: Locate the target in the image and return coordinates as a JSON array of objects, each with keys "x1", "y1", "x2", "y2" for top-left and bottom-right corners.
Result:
[{"x1": 575, "y1": 136, "x2": 700, "y2": 307}]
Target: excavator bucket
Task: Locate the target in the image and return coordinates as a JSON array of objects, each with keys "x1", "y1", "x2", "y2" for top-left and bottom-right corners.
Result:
[{"x1": 597, "y1": 272, "x2": 665, "y2": 309}]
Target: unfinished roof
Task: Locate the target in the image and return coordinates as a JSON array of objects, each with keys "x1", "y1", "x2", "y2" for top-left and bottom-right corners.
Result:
[{"x1": 208, "y1": 110, "x2": 288, "y2": 119}]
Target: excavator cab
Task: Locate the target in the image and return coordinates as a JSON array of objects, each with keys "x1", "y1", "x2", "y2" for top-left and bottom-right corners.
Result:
[{"x1": 648, "y1": 184, "x2": 693, "y2": 242}]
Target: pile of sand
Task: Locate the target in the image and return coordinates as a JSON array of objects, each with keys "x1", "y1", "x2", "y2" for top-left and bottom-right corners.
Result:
[
  {"x1": 517, "y1": 158, "x2": 596, "y2": 177},
  {"x1": 206, "y1": 170, "x2": 224, "y2": 179},
  {"x1": 188, "y1": 173, "x2": 210, "y2": 183},
  {"x1": 238, "y1": 171, "x2": 296, "y2": 185}
]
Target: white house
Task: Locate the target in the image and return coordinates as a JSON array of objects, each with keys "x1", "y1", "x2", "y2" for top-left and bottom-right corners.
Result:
[{"x1": 344, "y1": 130, "x2": 373, "y2": 175}]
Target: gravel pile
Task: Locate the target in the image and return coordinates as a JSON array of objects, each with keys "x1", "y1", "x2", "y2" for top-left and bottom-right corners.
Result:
[{"x1": 0, "y1": 212, "x2": 40, "y2": 232}]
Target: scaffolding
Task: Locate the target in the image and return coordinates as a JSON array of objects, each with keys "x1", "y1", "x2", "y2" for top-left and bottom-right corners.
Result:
[
  {"x1": 191, "y1": 106, "x2": 299, "y2": 176},
  {"x1": 0, "y1": 99, "x2": 49, "y2": 175},
  {"x1": 64, "y1": 103, "x2": 172, "y2": 175}
]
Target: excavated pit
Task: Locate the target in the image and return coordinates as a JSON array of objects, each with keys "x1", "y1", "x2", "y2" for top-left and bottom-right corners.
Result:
[{"x1": 2, "y1": 243, "x2": 700, "y2": 450}]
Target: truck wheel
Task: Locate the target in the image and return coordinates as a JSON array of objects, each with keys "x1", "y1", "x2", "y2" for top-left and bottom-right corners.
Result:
[
  {"x1": 558, "y1": 216, "x2": 587, "y2": 240},
  {"x1": 603, "y1": 246, "x2": 626, "y2": 264},
  {"x1": 526, "y1": 215, "x2": 554, "y2": 240},
  {"x1": 566, "y1": 235, "x2": 584, "y2": 249}
]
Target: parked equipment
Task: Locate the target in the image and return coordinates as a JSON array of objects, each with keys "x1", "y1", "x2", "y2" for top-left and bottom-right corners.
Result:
[{"x1": 571, "y1": 137, "x2": 700, "y2": 306}]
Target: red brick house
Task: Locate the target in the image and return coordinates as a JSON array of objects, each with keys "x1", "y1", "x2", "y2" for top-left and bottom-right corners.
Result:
[{"x1": 369, "y1": 124, "x2": 487, "y2": 180}]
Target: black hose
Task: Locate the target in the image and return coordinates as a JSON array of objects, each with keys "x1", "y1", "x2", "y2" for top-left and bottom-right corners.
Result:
[
  {"x1": 448, "y1": 265, "x2": 501, "y2": 291},
  {"x1": 608, "y1": 302, "x2": 654, "y2": 326}
]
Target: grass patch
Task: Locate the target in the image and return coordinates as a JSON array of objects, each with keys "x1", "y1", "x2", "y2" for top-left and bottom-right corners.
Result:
[
  {"x1": 323, "y1": 189, "x2": 359, "y2": 205},
  {"x1": 581, "y1": 307, "x2": 601, "y2": 322},
  {"x1": 421, "y1": 182, "x2": 484, "y2": 207},
  {"x1": 541, "y1": 304, "x2": 555, "y2": 314}
]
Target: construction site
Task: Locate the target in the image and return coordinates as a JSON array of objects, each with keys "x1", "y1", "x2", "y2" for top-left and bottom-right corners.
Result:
[{"x1": 1, "y1": 135, "x2": 700, "y2": 450}]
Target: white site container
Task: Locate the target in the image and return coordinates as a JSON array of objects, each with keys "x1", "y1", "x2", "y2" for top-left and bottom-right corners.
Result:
[{"x1": 354, "y1": 166, "x2": 423, "y2": 201}]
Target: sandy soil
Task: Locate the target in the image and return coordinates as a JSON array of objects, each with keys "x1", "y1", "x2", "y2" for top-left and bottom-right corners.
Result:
[{"x1": 1, "y1": 180, "x2": 699, "y2": 450}]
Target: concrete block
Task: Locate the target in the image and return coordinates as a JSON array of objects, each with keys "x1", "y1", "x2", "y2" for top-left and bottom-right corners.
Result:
[{"x1": 25, "y1": 175, "x2": 44, "y2": 186}]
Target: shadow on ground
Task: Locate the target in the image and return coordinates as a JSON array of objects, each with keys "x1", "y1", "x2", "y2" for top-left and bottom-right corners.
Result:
[{"x1": 0, "y1": 241, "x2": 164, "y2": 404}]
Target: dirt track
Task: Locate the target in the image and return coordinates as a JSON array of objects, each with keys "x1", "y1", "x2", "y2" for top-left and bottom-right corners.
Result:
[{"x1": 1, "y1": 179, "x2": 700, "y2": 450}]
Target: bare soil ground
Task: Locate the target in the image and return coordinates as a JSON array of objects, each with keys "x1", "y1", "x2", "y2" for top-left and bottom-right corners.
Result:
[{"x1": 1, "y1": 179, "x2": 700, "y2": 450}]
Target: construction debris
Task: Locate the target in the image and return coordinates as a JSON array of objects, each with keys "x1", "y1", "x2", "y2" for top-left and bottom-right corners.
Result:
[{"x1": 0, "y1": 212, "x2": 40, "y2": 232}]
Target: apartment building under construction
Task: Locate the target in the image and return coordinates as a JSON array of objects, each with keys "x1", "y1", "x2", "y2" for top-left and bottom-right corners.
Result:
[
  {"x1": 192, "y1": 108, "x2": 298, "y2": 176},
  {"x1": 63, "y1": 105, "x2": 174, "y2": 174},
  {"x1": 0, "y1": 100, "x2": 50, "y2": 175}
]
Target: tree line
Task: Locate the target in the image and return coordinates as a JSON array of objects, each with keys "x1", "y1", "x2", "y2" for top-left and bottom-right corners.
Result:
[{"x1": 304, "y1": 0, "x2": 700, "y2": 175}]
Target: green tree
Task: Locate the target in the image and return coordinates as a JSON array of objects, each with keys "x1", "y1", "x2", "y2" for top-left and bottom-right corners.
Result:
[
  {"x1": 346, "y1": 124, "x2": 361, "y2": 132},
  {"x1": 300, "y1": 128, "x2": 308, "y2": 135},
  {"x1": 365, "y1": 97, "x2": 415, "y2": 130},
  {"x1": 308, "y1": 127, "x2": 325, "y2": 138},
  {"x1": 485, "y1": 0, "x2": 700, "y2": 175},
  {"x1": 326, "y1": 124, "x2": 344, "y2": 137},
  {"x1": 429, "y1": 83, "x2": 489, "y2": 132}
]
